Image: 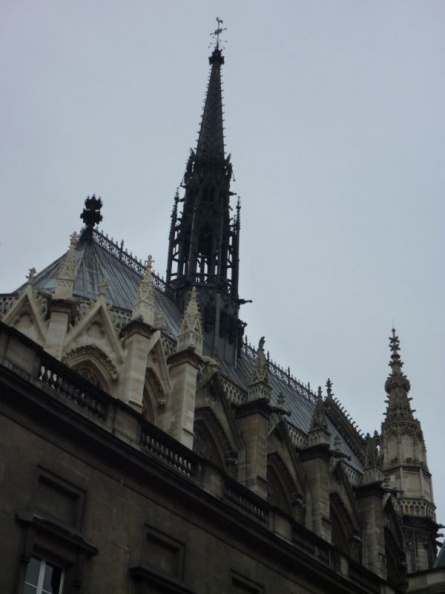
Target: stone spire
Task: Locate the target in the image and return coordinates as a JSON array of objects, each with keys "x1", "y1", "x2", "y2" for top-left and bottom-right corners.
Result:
[
  {"x1": 384, "y1": 328, "x2": 414, "y2": 423},
  {"x1": 380, "y1": 329, "x2": 437, "y2": 572},
  {"x1": 166, "y1": 26, "x2": 243, "y2": 365},
  {"x1": 177, "y1": 288, "x2": 203, "y2": 355},
  {"x1": 248, "y1": 337, "x2": 271, "y2": 401},
  {"x1": 195, "y1": 45, "x2": 225, "y2": 163},
  {"x1": 55, "y1": 232, "x2": 78, "y2": 299},
  {"x1": 132, "y1": 255, "x2": 156, "y2": 325}
]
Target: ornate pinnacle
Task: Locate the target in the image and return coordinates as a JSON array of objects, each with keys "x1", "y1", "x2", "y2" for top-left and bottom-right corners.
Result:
[
  {"x1": 383, "y1": 328, "x2": 415, "y2": 424},
  {"x1": 310, "y1": 389, "x2": 328, "y2": 432},
  {"x1": 27, "y1": 267, "x2": 37, "y2": 284},
  {"x1": 132, "y1": 255, "x2": 156, "y2": 324},
  {"x1": 55, "y1": 232, "x2": 79, "y2": 299},
  {"x1": 177, "y1": 287, "x2": 203, "y2": 355},
  {"x1": 326, "y1": 378, "x2": 334, "y2": 399},
  {"x1": 385, "y1": 328, "x2": 411, "y2": 395}
]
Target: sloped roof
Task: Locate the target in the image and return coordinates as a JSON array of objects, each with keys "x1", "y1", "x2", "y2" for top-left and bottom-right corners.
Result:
[{"x1": 14, "y1": 227, "x2": 364, "y2": 475}]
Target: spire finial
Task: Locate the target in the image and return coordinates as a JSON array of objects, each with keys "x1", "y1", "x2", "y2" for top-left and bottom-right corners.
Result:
[{"x1": 210, "y1": 17, "x2": 227, "y2": 50}]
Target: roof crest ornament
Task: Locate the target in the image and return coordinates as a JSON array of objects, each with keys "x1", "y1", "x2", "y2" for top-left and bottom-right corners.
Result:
[{"x1": 80, "y1": 195, "x2": 103, "y2": 239}]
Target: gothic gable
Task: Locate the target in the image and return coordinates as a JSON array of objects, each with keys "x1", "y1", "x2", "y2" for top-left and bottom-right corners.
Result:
[{"x1": 2, "y1": 286, "x2": 48, "y2": 346}]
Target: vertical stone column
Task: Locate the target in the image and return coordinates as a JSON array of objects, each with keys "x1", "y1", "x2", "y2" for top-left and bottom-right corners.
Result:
[
  {"x1": 164, "y1": 288, "x2": 204, "y2": 448},
  {"x1": 236, "y1": 400, "x2": 269, "y2": 498},
  {"x1": 166, "y1": 348, "x2": 202, "y2": 448},
  {"x1": 120, "y1": 321, "x2": 159, "y2": 412},
  {"x1": 45, "y1": 232, "x2": 79, "y2": 359},
  {"x1": 300, "y1": 392, "x2": 332, "y2": 541}
]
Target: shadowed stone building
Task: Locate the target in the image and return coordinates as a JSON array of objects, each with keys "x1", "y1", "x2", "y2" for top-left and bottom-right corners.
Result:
[{"x1": 0, "y1": 32, "x2": 442, "y2": 594}]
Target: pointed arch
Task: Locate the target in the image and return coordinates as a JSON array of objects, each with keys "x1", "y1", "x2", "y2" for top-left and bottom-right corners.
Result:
[
  {"x1": 62, "y1": 344, "x2": 118, "y2": 394},
  {"x1": 142, "y1": 368, "x2": 166, "y2": 424},
  {"x1": 330, "y1": 492, "x2": 361, "y2": 561},
  {"x1": 267, "y1": 452, "x2": 304, "y2": 523},
  {"x1": 384, "y1": 497, "x2": 406, "y2": 588},
  {"x1": 193, "y1": 407, "x2": 238, "y2": 473}
]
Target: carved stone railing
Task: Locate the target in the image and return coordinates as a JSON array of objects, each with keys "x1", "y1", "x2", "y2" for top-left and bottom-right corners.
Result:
[
  {"x1": 287, "y1": 423, "x2": 309, "y2": 449},
  {"x1": 398, "y1": 498, "x2": 436, "y2": 521},
  {"x1": 220, "y1": 377, "x2": 247, "y2": 406},
  {"x1": 224, "y1": 477, "x2": 268, "y2": 523},
  {"x1": 140, "y1": 422, "x2": 197, "y2": 478},
  {"x1": 39, "y1": 354, "x2": 109, "y2": 420},
  {"x1": 293, "y1": 526, "x2": 331, "y2": 565}
]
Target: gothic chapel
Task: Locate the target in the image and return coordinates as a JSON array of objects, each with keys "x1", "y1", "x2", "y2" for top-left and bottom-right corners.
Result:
[{"x1": 0, "y1": 30, "x2": 442, "y2": 594}]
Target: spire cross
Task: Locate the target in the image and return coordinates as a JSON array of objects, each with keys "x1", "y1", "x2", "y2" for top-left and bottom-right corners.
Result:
[{"x1": 210, "y1": 17, "x2": 227, "y2": 49}]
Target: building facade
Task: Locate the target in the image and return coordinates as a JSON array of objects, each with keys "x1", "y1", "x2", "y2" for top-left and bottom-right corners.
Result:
[{"x1": 0, "y1": 37, "x2": 441, "y2": 594}]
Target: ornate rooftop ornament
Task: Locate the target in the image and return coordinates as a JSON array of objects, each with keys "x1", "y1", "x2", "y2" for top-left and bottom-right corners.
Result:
[
  {"x1": 250, "y1": 337, "x2": 268, "y2": 385},
  {"x1": 363, "y1": 431, "x2": 385, "y2": 484},
  {"x1": 248, "y1": 337, "x2": 271, "y2": 401},
  {"x1": 55, "y1": 232, "x2": 78, "y2": 299},
  {"x1": 27, "y1": 267, "x2": 37, "y2": 285},
  {"x1": 309, "y1": 387, "x2": 330, "y2": 446},
  {"x1": 80, "y1": 195, "x2": 103, "y2": 236},
  {"x1": 177, "y1": 287, "x2": 203, "y2": 355},
  {"x1": 326, "y1": 378, "x2": 334, "y2": 399},
  {"x1": 210, "y1": 17, "x2": 227, "y2": 51},
  {"x1": 310, "y1": 388, "x2": 328, "y2": 433},
  {"x1": 132, "y1": 255, "x2": 156, "y2": 325}
]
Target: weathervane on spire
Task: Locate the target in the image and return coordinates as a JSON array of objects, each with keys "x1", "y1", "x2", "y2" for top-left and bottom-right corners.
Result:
[{"x1": 210, "y1": 17, "x2": 227, "y2": 50}]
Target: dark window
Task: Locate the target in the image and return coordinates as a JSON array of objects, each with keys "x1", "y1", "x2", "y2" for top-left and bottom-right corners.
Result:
[{"x1": 23, "y1": 557, "x2": 64, "y2": 594}]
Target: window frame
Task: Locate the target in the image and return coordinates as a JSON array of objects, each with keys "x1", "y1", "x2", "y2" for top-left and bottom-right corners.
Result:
[{"x1": 23, "y1": 556, "x2": 65, "y2": 594}]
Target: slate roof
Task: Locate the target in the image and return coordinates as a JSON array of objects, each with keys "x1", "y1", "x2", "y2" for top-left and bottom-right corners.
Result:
[{"x1": 15, "y1": 228, "x2": 365, "y2": 476}]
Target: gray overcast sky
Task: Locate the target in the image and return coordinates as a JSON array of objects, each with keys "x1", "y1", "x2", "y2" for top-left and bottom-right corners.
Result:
[{"x1": 1, "y1": 2, "x2": 444, "y2": 529}]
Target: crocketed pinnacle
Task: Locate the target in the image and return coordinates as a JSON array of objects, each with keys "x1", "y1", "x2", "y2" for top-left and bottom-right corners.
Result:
[
  {"x1": 310, "y1": 388, "x2": 328, "y2": 433},
  {"x1": 177, "y1": 287, "x2": 203, "y2": 355},
  {"x1": 384, "y1": 328, "x2": 414, "y2": 423},
  {"x1": 195, "y1": 47, "x2": 225, "y2": 163}
]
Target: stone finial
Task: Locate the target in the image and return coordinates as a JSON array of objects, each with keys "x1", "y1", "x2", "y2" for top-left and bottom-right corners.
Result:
[
  {"x1": 310, "y1": 389, "x2": 328, "y2": 432},
  {"x1": 326, "y1": 378, "x2": 334, "y2": 399},
  {"x1": 132, "y1": 255, "x2": 156, "y2": 325},
  {"x1": 309, "y1": 388, "x2": 330, "y2": 446},
  {"x1": 55, "y1": 232, "x2": 78, "y2": 299},
  {"x1": 27, "y1": 267, "x2": 37, "y2": 284},
  {"x1": 247, "y1": 337, "x2": 271, "y2": 401},
  {"x1": 363, "y1": 431, "x2": 385, "y2": 484},
  {"x1": 251, "y1": 337, "x2": 268, "y2": 384},
  {"x1": 177, "y1": 287, "x2": 203, "y2": 355}
]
